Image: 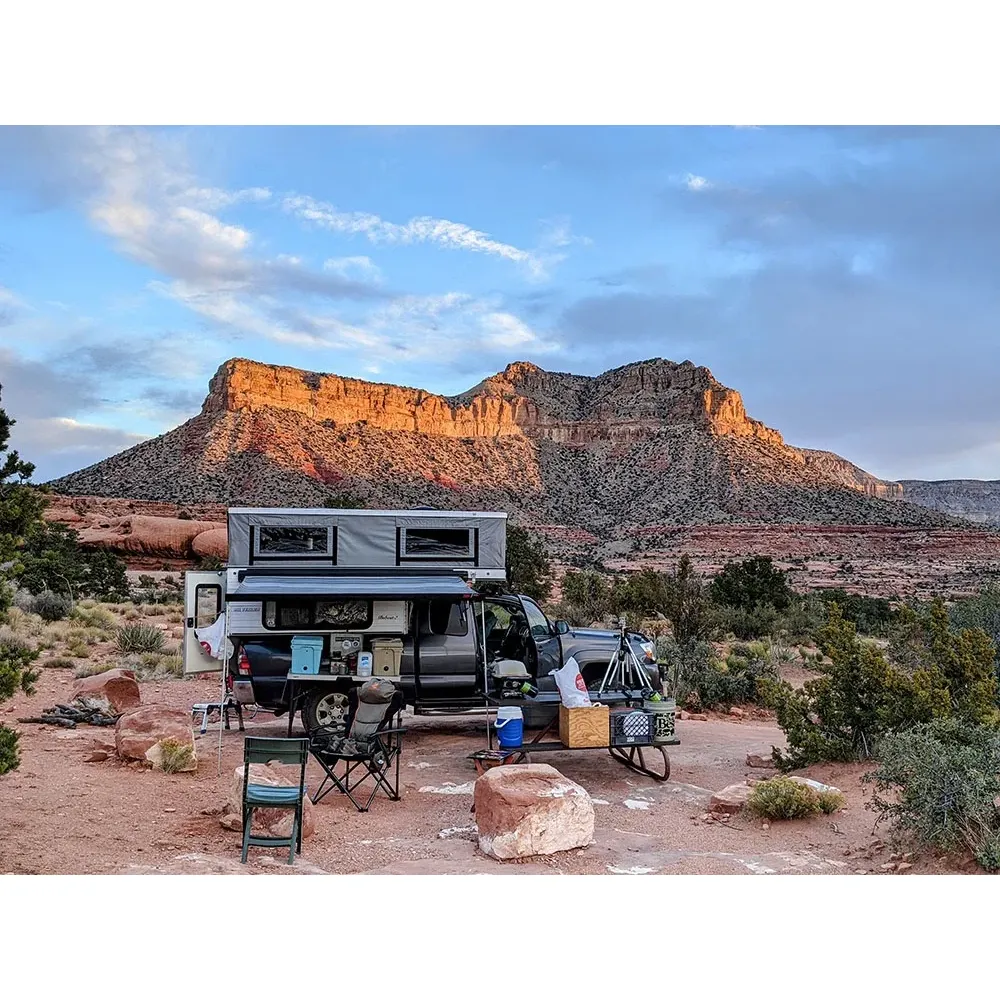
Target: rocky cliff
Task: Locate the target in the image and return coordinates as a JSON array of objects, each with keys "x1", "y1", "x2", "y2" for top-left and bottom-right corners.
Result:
[
  {"x1": 49, "y1": 357, "x2": 961, "y2": 548},
  {"x1": 898, "y1": 480, "x2": 1000, "y2": 526}
]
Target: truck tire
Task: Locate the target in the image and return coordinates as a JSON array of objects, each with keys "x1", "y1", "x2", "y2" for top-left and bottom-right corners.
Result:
[{"x1": 301, "y1": 688, "x2": 350, "y2": 733}]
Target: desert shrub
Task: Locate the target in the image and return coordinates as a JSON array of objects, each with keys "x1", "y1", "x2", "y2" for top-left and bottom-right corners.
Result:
[
  {"x1": 124, "y1": 607, "x2": 140, "y2": 621},
  {"x1": 710, "y1": 556, "x2": 793, "y2": 613},
  {"x1": 948, "y1": 585, "x2": 1000, "y2": 654},
  {"x1": 42, "y1": 656, "x2": 77, "y2": 670},
  {"x1": 73, "y1": 660, "x2": 114, "y2": 679},
  {"x1": 12, "y1": 589, "x2": 36, "y2": 614},
  {"x1": 816, "y1": 790, "x2": 845, "y2": 814},
  {"x1": 863, "y1": 718, "x2": 1000, "y2": 870},
  {"x1": 0, "y1": 628, "x2": 40, "y2": 774},
  {"x1": 761, "y1": 604, "x2": 942, "y2": 770},
  {"x1": 661, "y1": 554, "x2": 712, "y2": 645},
  {"x1": 772, "y1": 593, "x2": 827, "y2": 642},
  {"x1": 115, "y1": 623, "x2": 165, "y2": 654},
  {"x1": 157, "y1": 738, "x2": 195, "y2": 774},
  {"x1": 815, "y1": 588, "x2": 897, "y2": 636},
  {"x1": 711, "y1": 602, "x2": 779, "y2": 640},
  {"x1": 661, "y1": 637, "x2": 775, "y2": 710},
  {"x1": 561, "y1": 570, "x2": 612, "y2": 623},
  {"x1": 66, "y1": 641, "x2": 91, "y2": 659},
  {"x1": 17, "y1": 520, "x2": 129, "y2": 601},
  {"x1": 746, "y1": 777, "x2": 837, "y2": 820},
  {"x1": 2, "y1": 606, "x2": 43, "y2": 638},
  {"x1": 158, "y1": 654, "x2": 183, "y2": 677},
  {"x1": 888, "y1": 600, "x2": 998, "y2": 725},
  {"x1": 30, "y1": 590, "x2": 74, "y2": 622},
  {"x1": 72, "y1": 605, "x2": 116, "y2": 631}
]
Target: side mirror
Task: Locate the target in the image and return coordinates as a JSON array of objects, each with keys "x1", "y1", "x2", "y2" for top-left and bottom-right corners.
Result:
[{"x1": 554, "y1": 619, "x2": 571, "y2": 635}]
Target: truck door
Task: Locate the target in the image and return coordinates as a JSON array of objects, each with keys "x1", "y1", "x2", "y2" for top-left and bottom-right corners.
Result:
[
  {"x1": 519, "y1": 596, "x2": 563, "y2": 679},
  {"x1": 183, "y1": 570, "x2": 226, "y2": 675}
]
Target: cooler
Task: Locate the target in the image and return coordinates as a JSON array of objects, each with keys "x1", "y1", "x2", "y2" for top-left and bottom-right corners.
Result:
[
  {"x1": 290, "y1": 635, "x2": 324, "y2": 675},
  {"x1": 372, "y1": 638, "x2": 403, "y2": 677}
]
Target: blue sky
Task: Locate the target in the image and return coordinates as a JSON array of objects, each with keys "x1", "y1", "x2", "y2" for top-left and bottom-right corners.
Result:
[{"x1": 1, "y1": 125, "x2": 999, "y2": 483}]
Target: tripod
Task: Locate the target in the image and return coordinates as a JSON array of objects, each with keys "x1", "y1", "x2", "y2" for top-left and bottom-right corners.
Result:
[{"x1": 597, "y1": 618, "x2": 653, "y2": 698}]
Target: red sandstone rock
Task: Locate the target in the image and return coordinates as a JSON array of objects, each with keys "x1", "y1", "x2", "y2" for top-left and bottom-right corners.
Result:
[
  {"x1": 473, "y1": 763, "x2": 594, "y2": 860},
  {"x1": 115, "y1": 706, "x2": 196, "y2": 771},
  {"x1": 71, "y1": 669, "x2": 141, "y2": 714},
  {"x1": 219, "y1": 763, "x2": 316, "y2": 841}
]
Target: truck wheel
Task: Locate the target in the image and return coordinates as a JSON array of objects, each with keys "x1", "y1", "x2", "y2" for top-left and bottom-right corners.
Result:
[{"x1": 302, "y1": 689, "x2": 350, "y2": 733}]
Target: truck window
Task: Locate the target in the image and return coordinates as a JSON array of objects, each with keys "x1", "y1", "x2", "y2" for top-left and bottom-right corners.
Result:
[
  {"x1": 428, "y1": 600, "x2": 468, "y2": 636},
  {"x1": 521, "y1": 598, "x2": 552, "y2": 640}
]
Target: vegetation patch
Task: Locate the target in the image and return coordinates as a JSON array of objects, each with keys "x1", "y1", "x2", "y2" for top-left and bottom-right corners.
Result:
[
  {"x1": 746, "y1": 776, "x2": 844, "y2": 820},
  {"x1": 115, "y1": 623, "x2": 165, "y2": 655}
]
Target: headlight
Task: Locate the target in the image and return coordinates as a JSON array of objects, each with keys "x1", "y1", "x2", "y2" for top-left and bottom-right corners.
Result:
[{"x1": 640, "y1": 641, "x2": 656, "y2": 662}]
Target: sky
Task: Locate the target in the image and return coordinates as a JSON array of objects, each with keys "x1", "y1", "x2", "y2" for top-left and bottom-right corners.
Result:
[{"x1": 1, "y1": 125, "x2": 999, "y2": 484}]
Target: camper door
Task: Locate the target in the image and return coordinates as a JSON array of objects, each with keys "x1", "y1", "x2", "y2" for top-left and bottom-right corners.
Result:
[{"x1": 183, "y1": 570, "x2": 226, "y2": 674}]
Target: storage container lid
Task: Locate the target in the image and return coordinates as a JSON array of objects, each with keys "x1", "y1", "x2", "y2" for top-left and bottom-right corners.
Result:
[{"x1": 496, "y1": 706, "x2": 523, "y2": 720}]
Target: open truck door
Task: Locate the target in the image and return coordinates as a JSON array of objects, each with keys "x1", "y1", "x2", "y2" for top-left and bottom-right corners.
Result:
[{"x1": 183, "y1": 570, "x2": 226, "y2": 675}]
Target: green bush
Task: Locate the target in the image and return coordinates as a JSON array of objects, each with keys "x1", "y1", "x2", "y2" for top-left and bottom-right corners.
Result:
[
  {"x1": 115, "y1": 623, "x2": 165, "y2": 654},
  {"x1": 863, "y1": 718, "x2": 1000, "y2": 870},
  {"x1": 42, "y1": 656, "x2": 77, "y2": 669},
  {"x1": 32, "y1": 590, "x2": 74, "y2": 621},
  {"x1": 157, "y1": 738, "x2": 195, "y2": 774},
  {"x1": 0, "y1": 628, "x2": 40, "y2": 775},
  {"x1": 73, "y1": 660, "x2": 115, "y2": 679},
  {"x1": 761, "y1": 604, "x2": 941, "y2": 770},
  {"x1": 661, "y1": 637, "x2": 776, "y2": 710},
  {"x1": 746, "y1": 776, "x2": 843, "y2": 820},
  {"x1": 711, "y1": 602, "x2": 779, "y2": 640},
  {"x1": 710, "y1": 556, "x2": 794, "y2": 613},
  {"x1": 815, "y1": 588, "x2": 898, "y2": 636},
  {"x1": 72, "y1": 605, "x2": 116, "y2": 631}
]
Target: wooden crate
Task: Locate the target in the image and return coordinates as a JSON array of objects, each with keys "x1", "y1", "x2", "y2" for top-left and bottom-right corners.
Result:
[{"x1": 559, "y1": 704, "x2": 610, "y2": 748}]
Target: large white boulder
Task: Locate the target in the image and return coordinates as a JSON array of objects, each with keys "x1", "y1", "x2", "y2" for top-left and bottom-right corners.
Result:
[{"x1": 473, "y1": 763, "x2": 594, "y2": 860}]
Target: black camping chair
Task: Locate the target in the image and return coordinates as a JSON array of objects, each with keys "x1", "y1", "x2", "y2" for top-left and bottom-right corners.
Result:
[
  {"x1": 240, "y1": 737, "x2": 309, "y2": 865},
  {"x1": 309, "y1": 679, "x2": 406, "y2": 812}
]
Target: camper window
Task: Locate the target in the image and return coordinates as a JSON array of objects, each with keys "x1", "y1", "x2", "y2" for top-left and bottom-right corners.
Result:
[
  {"x1": 399, "y1": 527, "x2": 475, "y2": 560},
  {"x1": 254, "y1": 526, "x2": 334, "y2": 559},
  {"x1": 261, "y1": 598, "x2": 373, "y2": 631}
]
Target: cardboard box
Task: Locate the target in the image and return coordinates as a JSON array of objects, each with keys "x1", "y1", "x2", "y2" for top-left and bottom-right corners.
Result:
[{"x1": 559, "y1": 703, "x2": 610, "y2": 748}]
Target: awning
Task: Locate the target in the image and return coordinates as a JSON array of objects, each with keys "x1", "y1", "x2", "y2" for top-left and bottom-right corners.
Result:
[{"x1": 230, "y1": 574, "x2": 477, "y2": 601}]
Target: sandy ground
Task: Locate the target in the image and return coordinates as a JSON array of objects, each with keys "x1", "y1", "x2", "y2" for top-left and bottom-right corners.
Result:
[{"x1": 0, "y1": 668, "x2": 978, "y2": 876}]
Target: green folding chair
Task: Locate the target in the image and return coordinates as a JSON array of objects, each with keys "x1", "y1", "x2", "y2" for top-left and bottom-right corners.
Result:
[{"x1": 240, "y1": 737, "x2": 310, "y2": 865}]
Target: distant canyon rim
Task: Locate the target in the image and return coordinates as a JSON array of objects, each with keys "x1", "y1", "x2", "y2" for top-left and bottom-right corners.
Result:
[{"x1": 44, "y1": 357, "x2": 1000, "y2": 598}]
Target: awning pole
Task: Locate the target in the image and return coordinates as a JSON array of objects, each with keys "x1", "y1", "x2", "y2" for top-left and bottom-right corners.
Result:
[
  {"x1": 218, "y1": 593, "x2": 230, "y2": 776},
  {"x1": 480, "y1": 597, "x2": 492, "y2": 750}
]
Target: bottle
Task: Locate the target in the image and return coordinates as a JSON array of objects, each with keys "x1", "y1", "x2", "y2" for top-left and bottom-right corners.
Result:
[{"x1": 518, "y1": 681, "x2": 538, "y2": 698}]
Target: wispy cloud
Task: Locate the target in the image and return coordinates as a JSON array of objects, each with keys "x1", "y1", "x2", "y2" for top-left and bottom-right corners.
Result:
[
  {"x1": 685, "y1": 173, "x2": 712, "y2": 191},
  {"x1": 284, "y1": 193, "x2": 548, "y2": 276}
]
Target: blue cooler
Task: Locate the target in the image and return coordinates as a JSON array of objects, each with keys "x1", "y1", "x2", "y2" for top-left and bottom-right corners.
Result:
[{"x1": 290, "y1": 635, "x2": 324, "y2": 675}]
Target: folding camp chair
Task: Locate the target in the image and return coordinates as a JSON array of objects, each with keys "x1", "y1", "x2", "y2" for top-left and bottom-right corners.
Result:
[
  {"x1": 309, "y1": 678, "x2": 405, "y2": 812},
  {"x1": 240, "y1": 737, "x2": 309, "y2": 864}
]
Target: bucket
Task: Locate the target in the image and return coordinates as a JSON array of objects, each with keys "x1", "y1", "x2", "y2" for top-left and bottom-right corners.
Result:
[
  {"x1": 494, "y1": 706, "x2": 524, "y2": 749},
  {"x1": 644, "y1": 697, "x2": 676, "y2": 744}
]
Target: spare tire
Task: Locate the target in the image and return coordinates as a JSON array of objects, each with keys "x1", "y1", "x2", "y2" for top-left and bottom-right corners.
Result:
[{"x1": 301, "y1": 687, "x2": 351, "y2": 734}]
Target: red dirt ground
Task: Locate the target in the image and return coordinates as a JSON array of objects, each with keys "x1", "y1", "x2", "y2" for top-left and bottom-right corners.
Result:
[{"x1": 0, "y1": 668, "x2": 981, "y2": 875}]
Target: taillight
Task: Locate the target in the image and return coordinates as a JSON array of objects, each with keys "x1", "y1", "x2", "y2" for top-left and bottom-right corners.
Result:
[{"x1": 238, "y1": 648, "x2": 251, "y2": 676}]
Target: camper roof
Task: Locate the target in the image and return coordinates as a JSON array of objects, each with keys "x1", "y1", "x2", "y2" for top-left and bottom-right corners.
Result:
[{"x1": 227, "y1": 507, "x2": 508, "y2": 518}]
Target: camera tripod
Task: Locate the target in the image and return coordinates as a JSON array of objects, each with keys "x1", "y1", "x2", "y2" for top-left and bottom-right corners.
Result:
[{"x1": 597, "y1": 617, "x2": 654, "y2": 697}]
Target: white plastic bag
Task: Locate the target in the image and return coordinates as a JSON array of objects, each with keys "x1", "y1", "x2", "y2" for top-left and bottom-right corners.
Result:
[
  {"x1": 194, "y1": 612, "x2": 232, "y2": 660},
  {"x1": 550, "y1": 655, "x2": 592, "y2": 708}
]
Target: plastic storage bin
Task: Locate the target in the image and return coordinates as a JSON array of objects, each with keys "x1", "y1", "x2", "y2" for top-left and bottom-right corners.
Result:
[{"x1": 290, "y1": 635, "x2": 324, "y2": 675}]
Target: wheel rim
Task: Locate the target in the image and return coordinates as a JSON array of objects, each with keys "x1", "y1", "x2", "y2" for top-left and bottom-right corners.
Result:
[{"x1": 313, "y1": 692, "x2": 348, "y2": 728}]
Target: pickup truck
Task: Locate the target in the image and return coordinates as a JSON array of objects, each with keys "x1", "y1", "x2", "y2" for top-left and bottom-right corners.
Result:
[{"x1": 229, "y1": 592, "x2": 659, "y2": 732}]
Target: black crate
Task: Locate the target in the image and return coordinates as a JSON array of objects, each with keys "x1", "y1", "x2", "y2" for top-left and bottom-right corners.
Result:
[{"x1": 610, "y1": 708, "x2": 654, "y2": 746}]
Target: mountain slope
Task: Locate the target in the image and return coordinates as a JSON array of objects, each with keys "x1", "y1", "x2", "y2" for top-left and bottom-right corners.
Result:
[
  {"x1": 899, "y1": 480, "x2": 1000, "y2": 526},
  {"x1": 49, "y1": 357, "x2": 961, "y2": 535}
]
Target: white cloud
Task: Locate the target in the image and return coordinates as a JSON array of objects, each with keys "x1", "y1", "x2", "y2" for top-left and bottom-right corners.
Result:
[
  {"x1": 284, "y1": 194, "x2": 547, "y2": 276},
  {"x1": 685, "y1": 173, "x2": 712, "y2": 191},
  {"x1": 323, "y1": 255, "x2": 383, "y2": 282}
]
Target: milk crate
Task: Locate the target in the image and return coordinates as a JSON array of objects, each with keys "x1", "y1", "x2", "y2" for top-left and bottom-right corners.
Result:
[{"x1": 609, "y1": 707, "x2": 654, "y2": 746}]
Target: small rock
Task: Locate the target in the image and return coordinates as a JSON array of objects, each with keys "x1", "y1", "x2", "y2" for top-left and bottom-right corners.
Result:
[
  {"x1": 83, "y1": 751, "x2": 109, "y2": 763},
  {"x1": 700, "y1": 813, "x2": 711, "y2": 822},
  {"x1": 746, "y1": 753, "x2": 775, "y2": 769},
  {"x1": 163, "y1": 807, "x2": 176, "y2": 813},
  {"x1": 902, "y1": 852, "x2": 914, "y2": 862},
  {"x1": 200, "y1": 805, "x2": 223, "y2": 816},
  {"x1": 728, "y1": 706, "x2": 745, "y2": 718},
  {"x1": 889, "y1": 852, "x2": 902, "y2": 862},
  {"x1": 761, "y1": 821, "x2": 770, "y2": 831},
  {"x1": 842, "y1": 849, "x2": 852, "y2": 856},
  {"x1": 880, "y1": 862, "x2": 897, "y2": 872},
  {"x1": 854, "y1": 869, "x2": 869, "y2": 874},
  {"x1": 787, "y1": 776, "x2": 841, "y2": 795},
  {"x1": 897, "y1": 862, "x2": 913, "y2": 872},
  {"x1": 688, "y1": 713, "x2": 708, "y2": 722},
  {"x1": 709, "y1": 782, "x2": 753, "y2": 814},
  {"x1": 677, "y1": 711, "x2": 690, "y2": 720}
]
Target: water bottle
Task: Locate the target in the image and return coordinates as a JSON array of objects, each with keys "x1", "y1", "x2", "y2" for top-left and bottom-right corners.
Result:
[{"x1": 518, "y1": 681, "x2": 538, "y2": 698}]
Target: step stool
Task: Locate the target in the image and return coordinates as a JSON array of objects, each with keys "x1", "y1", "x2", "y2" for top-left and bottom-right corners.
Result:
[{"x1": 192, "y1": 696, "x2": 245, "y2": 735}]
